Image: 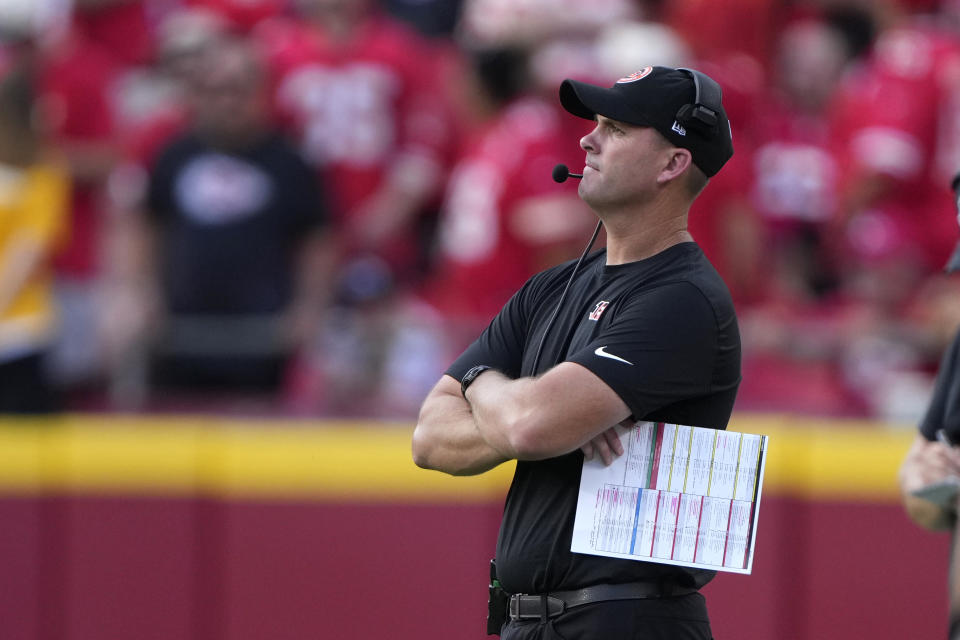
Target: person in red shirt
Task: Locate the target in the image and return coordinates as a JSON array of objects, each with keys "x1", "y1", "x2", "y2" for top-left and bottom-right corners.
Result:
[
  {"x1": 22, "y1": 21, "x2": 120, "y2": 392},
  {"x1": 828, "y1": 10, "x2": 960, "y2": 419},
  {"x1": 748, "y1": 19, "x2": 852, "y2": 304},
  {"x1": 837, "y1": 13, "x2": 960, "y2": 274},
  {"x1": 256, "y1": 0, "x2": 451, "y2": 293},
  {"x1": 425, "y1": 48, "x2": 595, "y2": 329},
  {"x1": 722, "y1": 19, "x2": 871, "y2": 416},
  {"x1": 112, "y1": 8, "x2": 230, "y2": 180},
  {"x1": 35, "y1": 24, "x2": 117, "y2": 276}
]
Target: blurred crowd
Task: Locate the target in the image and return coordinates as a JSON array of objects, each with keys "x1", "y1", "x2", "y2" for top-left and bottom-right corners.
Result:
[{"x1": 2, "y1": 0, "x2": 960, "y2": 421}]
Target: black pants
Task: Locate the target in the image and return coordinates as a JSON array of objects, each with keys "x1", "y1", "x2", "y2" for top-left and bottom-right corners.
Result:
[
  {"x1": 0, "y1": 352, "x2": 59, "y2": 414},
  {"x1": 500, "y1": 593, "x2": 712, "y2": 640}
]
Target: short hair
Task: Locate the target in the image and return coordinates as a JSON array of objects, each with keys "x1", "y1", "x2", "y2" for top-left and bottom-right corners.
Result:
[
  {"x1": 685, "y1": 164, "x2": 709, "y2": 198},
  {"x1": 651, "y1": 129, "x2": 709, "y2": 199}
]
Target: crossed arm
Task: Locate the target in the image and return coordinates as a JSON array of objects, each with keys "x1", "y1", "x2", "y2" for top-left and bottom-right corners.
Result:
[{"x1": 412, "y1": 363, "x2": 631, "y2": 476}]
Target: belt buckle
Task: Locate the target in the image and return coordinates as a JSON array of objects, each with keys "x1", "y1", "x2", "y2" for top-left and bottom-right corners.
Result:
[
  {"x1": 508, "y1": 594, "x2": 565, "y2": 622},
  {"x1": 508, "y1": 593, "x2": 540, "y2": 622},
  {"x1": 508, "y1": 594, "x2": 522, "y2": 621}
]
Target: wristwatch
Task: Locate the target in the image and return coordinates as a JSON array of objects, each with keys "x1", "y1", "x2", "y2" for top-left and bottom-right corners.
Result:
[{"x1": 461, "y1": 365, "x2": 493, "y2": 399}]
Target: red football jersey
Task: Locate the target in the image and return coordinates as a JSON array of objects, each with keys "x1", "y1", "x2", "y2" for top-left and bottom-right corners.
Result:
[
  {"x1": 73, "y1": 2, "x2": 154, "y2": 67},
  {"x1": 839, "y1": 23, "x2": 960, "y2": 270},
  {"x1": 424, "y1": 98, "x2": 592, "y2": 321},
  {"x1": 257, "y1": 14, "x2": 449, "y2": 272},
  {"x1": 749, "y1": 90, "x2": 845, "y2": 230},
  {"x1": 37, "y1": 29, "x2": 119, "y2": 278},
  {"x1": 662, "y1": 0, "x2": 779, "y2": 70}
]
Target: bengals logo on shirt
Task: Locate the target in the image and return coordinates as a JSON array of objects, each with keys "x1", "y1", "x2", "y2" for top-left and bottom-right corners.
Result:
[
  {"x1": 589, "y1": 301, "x2": 610, "y2": 321},
  {"x1": 616, "y1": 67, "x2": 653, "y2": 84}
]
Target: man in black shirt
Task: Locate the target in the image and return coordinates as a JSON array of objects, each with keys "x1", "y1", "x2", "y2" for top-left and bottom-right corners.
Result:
[
  {"x1": 899, "y1": 173, "x2": 960, "y2": 640},
  {"x1": 413, "y1": 66, "x2": 740, "y2": 639},
  {"x1": 108, "y1": 37, "x2": 333, "y2": 397}
]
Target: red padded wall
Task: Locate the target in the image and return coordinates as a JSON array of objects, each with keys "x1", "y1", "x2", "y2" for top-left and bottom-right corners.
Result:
[{"x1": 0, "y1": 493, "x2": 949, "y2": 640}]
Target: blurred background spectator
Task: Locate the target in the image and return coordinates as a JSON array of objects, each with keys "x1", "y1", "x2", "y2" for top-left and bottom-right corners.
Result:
[
  {"x1": 259, "y1": 0, "x2": 449, "y2": 292},
  {"x1": 423, "y1": 47, "x2": 593, "y2": 332},
  {"x1": 0, "y1": 0, "x2": 957, "y2": 421},
  {"x1": 31, "y1": 8, "x2": 119, "y2": 402},
  {"x1": 102, "y1": 36, "x2": 333, "y2": 410},
  {"x1": 0, "y1": 55, "x2": 69, "y2": 413}
]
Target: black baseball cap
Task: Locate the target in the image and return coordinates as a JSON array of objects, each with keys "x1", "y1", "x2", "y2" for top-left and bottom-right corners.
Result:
[{"x1": 559, "y1": 66, "x2": 734, "y2": 177}]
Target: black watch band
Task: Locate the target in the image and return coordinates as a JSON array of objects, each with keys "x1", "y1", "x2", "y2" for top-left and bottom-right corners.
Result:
[{"x1": 461, "y1": 365, "x2": 493, "y2": 399}]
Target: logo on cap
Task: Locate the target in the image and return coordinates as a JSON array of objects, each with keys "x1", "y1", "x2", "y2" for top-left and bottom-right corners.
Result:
[{"x1": 616, "y1": 66, "x2": 653, "y2": 84}]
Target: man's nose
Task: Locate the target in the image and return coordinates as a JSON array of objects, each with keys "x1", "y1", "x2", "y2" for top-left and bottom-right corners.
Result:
[{"x1": 580, "y1": 128, "x2": 598, "y2": 152}]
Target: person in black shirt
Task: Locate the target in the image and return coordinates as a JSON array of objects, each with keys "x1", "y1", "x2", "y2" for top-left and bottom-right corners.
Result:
[
  {"x1": 106, "y1": 36, "x2": 333, "y2": 399},
  {"x1": 413, "y1": 66, "x2": 740, "y2": 639},
  {"x1": 899, "y1": 173, "x2": 960, "y2": 640}
]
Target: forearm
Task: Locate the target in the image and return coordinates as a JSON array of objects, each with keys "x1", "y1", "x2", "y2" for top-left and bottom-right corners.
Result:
[
  {"x1": 412, "y1": 376, "x2": 509, "y2": 476},
  {"x1": 466, "y1": 371, "x2": 540, "y2": 460},
  {"x1": 465, "y1": 364, "x2": 630, "y2": 461}
]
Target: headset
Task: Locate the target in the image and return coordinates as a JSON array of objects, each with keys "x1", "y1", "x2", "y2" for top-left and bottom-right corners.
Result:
[{"x1": 675, "y1": 68, "x2": 724, "y2": 137}]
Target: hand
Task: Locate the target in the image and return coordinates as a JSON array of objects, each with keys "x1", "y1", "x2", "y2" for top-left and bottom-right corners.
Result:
[
  {"x1": 99, "y1": 284, "x2": 163, "y2": 362},
  {"x1": 581, "y1": 420, "x2": 628, "y2": 466},
  {"x1": 900, "y1": 435, "x2": 960, "y2": 495},
  {"x1": 899, "y1": 433, "x2": 960, "y2": 529}
]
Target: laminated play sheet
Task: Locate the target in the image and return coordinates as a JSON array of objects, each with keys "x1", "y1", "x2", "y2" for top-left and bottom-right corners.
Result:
[{"x1": 571, "y1": 422, "x2": 768, "y2": 574}]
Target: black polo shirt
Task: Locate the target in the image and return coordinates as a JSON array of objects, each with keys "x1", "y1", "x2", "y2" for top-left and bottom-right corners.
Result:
[{"x1": 446, "y1": 242, "x2": 741, "y2": 594}]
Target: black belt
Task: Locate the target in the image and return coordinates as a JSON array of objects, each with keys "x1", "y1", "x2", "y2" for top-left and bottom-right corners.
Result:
[{"x1": 508, "y1": 582, "x2": 698, "y2": 622}]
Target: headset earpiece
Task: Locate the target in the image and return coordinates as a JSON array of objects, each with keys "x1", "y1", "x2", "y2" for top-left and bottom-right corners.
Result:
[{"x1": 675, "y1": 68, "x2": 722, "y2": 136}]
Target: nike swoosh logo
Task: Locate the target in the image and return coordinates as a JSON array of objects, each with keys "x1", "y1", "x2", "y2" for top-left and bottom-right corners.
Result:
[{"x1": 594, "y1": 346, "x2": 633, "y2": 365}]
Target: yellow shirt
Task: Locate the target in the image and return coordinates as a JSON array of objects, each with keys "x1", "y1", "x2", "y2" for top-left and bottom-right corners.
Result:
[{"x1": 0, "y1": 162, "x2": 69, "y2": 356}]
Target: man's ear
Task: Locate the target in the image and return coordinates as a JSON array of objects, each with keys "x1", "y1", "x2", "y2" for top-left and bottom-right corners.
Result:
[{"x1": 656, "y1": 149, "x2": 693, "y2": 185}]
